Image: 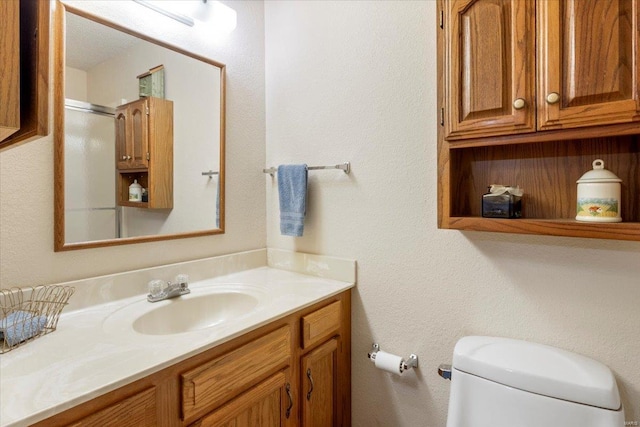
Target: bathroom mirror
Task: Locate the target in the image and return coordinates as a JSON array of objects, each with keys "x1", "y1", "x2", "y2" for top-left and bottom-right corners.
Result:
[{"x1": 54, "y1": 3, "x2": 225, "y2": 251}]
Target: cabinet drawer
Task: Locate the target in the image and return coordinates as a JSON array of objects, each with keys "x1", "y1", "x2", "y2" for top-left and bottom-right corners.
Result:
[
  {"x1": 68, "y1": 387, "x2": 156, "y2": 427},
  {"x1": 301, "y1": 301, "x2": 341, "y2": 349},
  {"x1": 182, "y1": 326, "x2": 291, "y2": 420}
]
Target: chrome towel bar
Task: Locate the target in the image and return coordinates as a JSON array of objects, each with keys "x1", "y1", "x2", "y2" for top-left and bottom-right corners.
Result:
[{"x1": 263, "y1": 162, "x2": 350, "y2": 177}]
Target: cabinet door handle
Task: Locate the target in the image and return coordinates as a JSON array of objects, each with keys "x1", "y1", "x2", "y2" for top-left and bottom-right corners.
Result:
[
  {"x1": 285, "y1": 383, "x2": 293, "y2": 418},
  {"x1": 546, "y1": 92, "x2": 560, "y2": 104},
  {"x1": 513, "y1": 98, "x2": 526, "y2": 110},
  {"x1": 306, "y1": 368, "x2": 314, "y2": 401}
]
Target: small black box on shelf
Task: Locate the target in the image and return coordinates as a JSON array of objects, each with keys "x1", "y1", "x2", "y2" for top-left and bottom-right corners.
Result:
[{"x1": 482, "y1": 187, "x2": 522, "y2": 218}]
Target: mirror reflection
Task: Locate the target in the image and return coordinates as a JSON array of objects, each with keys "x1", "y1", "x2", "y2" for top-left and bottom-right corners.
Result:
[{"x1": 55, "y1": 6, "x2": 225, "y2": 250}]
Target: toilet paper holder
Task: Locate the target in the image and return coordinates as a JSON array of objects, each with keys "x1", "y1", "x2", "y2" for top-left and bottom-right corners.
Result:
[{"x1": 367, "y1": 343, "x2": 419, "y2": 373}]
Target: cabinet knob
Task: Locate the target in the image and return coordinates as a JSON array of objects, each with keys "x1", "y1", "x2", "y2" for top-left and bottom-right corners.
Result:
[
  {"x1": 513, "y1": 98, "x2": 526, "y2": 110},
  {"x1": 546, "y1": 92, "x2": 560, "y2": 104},
  {"x1": 121, "y1": 156, "x2": 127, "y2": 160},
  {"x1": 126, "y1": 155, "x2": 132, "y2": 160}
]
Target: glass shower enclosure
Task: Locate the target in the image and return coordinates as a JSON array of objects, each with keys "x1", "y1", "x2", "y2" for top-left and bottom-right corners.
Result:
[{"x1": 64, "y1": 99, "x2": 120, "y2": 243}]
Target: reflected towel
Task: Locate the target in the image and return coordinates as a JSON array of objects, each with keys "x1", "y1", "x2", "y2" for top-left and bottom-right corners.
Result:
[
  {"x1": 0, "y1": 311, "x2": 47, "y2": 347},
  {"x1": 278, "y1": 164, "x2": 308, "y2": 237}
]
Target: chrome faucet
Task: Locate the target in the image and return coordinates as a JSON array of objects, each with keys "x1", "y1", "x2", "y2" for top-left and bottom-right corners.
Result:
[{"x1": 147, "y1": 274, "x2": 190, "y2": 303}]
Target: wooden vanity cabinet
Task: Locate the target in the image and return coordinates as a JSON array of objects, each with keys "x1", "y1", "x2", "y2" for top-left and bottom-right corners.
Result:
[
  {"x1": 115, "y1": 97, "x2": 173, "y2": 209},
  {"x1": 438, "y1": 0, "x2": 640, "y2": 241},
  {"x1": 301, "y1": 339, "x2": 339, "y2": 427},
  {"x1": 190, "y1": 370, "x2": 292, "y2": 427},
  {"x1": 32, "y1": 291, "x2": 351, "y2": 427}
]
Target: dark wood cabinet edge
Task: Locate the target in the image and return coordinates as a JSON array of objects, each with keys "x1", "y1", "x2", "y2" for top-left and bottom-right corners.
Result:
[{"x1": 0, "y1": 0, "x2": 50, "y2": 151}]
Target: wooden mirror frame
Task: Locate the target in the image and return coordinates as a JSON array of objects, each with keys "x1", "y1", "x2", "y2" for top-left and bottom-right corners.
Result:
[{"x1": 53, "y1": 1, "x2": 226, "y2": 251}]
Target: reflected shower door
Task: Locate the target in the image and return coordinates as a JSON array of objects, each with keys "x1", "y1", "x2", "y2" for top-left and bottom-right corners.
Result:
[{"x1": 64, "y1": 107, "x2": 117, "y2": 243}]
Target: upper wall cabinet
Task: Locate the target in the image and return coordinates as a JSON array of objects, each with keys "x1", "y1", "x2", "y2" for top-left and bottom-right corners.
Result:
[
  {"x1": 0, "y1": 0, "x2": 49, "y2": 150},
  {"x1": 438, "y1": 0, "x2": 640, "y2": 241},
  {"x1": 445, "y1": 0, "x2": 535, "y2": 140},
  {"x1": 537, "y1": 0, "x2": 640, "y2": 130},
  {"x1": 444, "y1": 0, "x2": 640, "y2": 141}
]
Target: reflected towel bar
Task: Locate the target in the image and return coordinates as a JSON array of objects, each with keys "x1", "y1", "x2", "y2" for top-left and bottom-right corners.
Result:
[
  {"x1": 202, "y1": 170, "x2": 219, "y2": 178},
  {"x1": 263, "y1": 162, "x2": 350, "y2": 177}
]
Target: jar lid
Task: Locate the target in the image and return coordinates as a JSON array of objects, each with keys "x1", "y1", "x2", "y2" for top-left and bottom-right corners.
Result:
[{"x1": 576, "y1": 159, "x2": 621, "y2": 183}]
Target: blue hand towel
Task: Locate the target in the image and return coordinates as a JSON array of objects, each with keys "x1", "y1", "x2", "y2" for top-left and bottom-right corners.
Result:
[
  {"x1": 278, "y1": 164, "x2": 308, "y2": 237},
  {"x1": 0, "y1": 311, "x2": 47, "y2": 347}
]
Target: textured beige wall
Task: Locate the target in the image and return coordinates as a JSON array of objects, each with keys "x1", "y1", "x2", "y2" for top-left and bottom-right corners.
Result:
[
  {"x1": 0, "y1": 1, "x2": 266, "y2": 286},
  {"x1": 264, "y1": 1, "x2": 640, "y2": 425}
]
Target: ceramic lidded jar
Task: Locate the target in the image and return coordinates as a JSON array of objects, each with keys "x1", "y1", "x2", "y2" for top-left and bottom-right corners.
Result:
[{"x1": 575, "y1": 159, "x2": 622, "y2": 223}]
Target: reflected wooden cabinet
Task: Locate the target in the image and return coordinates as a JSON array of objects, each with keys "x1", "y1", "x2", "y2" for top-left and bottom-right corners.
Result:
[
  {"x1": 115, "y1": 97, "x2": 173, "y2": 209},
  {"x1": 438, "y1": 0, "x2": 640, "y2": 241},
  {"x1": 115, "y1": 100, "x2": 149, "y2": 170},
  {"x1": 445, "y1": 0, "x2": 640, "y2": 140}
]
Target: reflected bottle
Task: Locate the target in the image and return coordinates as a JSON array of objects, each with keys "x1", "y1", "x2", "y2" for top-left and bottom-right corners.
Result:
[{"x1": 129, "y1": 179, "x2": 142, "y2": 202}]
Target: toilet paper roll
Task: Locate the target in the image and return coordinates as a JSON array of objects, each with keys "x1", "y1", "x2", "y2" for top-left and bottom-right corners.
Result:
[{"x1": 374, "y1": 350, "x2": 404, "y2": 375}]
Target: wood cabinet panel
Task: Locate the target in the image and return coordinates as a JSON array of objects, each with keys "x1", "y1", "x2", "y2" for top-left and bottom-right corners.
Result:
[
  {"x1": 537, "y1": 0, "x2": 640, "y2": 130},
  {"x1": 301, "y1": 301, "x2": 341, "y2": 349},
  {"x1": 181, "y1": 326, "x2": 291, "y2": 421},
  {"x1": 445, "y1": 0, "x2": 535, "y2": 139},
  {"x1": 301, "y1": 339, "x2": 338, "y2": 427},
  {"x1": 67, "y1": 387, "x2": 156, "y2": 427},
  {"x1": 1, "y1": 0, "x2": 49, "y2": 149},
  {"x1": 0, "y1": 0, "x2": 21, "y2": 141},
  {"x1": 191, "y1": 372, "x2": 288, "y2": 427}
]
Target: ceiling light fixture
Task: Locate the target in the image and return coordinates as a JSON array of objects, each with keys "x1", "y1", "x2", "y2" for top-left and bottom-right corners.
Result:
[{"x1": 132, "y1": 0, "x2": 196, "y2": 27}]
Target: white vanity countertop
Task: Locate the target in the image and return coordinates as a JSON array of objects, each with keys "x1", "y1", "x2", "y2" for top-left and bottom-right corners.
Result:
[{"x1": 0, "y1": 266, "x2": 354, "y2": 427}]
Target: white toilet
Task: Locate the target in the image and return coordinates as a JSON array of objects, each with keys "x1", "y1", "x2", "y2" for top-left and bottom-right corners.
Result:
[{"x1": 443, "y1": 336, "x2": 625, "y2": 427}]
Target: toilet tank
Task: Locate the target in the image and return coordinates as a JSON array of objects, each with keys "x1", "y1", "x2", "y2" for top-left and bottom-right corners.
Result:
[{"x1": 446, "y1": 336, "x2": 625, "y2": 427}]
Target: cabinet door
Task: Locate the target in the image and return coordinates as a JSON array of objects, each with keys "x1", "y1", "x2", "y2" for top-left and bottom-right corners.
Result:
[
  {"x1": 301, "y1": 338, "x2": 338, "y2": 427},
  {"x1": 0, "y1": 0, "x2": 20, "y2": 142},
  {"x1": 192, "y1": 371, "x2": 291, "y2": 427},
  {"x1": 115, "y1": 107, "x2": 129, "y2": 169},
  {"x1": 538, "y1": 0, "x2": 640, "y2": 130},
  {"x1": 445, "y1": 0, "x2": 535, "y2": 140},
  {"x1": 129, "y1": 99, "x2": 149, "y2": 169}
]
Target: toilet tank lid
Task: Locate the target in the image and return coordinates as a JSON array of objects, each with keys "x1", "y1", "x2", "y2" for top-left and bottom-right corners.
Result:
[{"x1": 452, "y1": 336, "x2": 621, "y2": 410}]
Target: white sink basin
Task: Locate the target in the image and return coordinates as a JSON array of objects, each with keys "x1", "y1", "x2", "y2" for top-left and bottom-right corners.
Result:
[
  {"x1": 103, "y1": 285, "x2": 267, "y2": 336},
  {"x1": 134, "y1": 292, "x2": 260, "y2": 335}
]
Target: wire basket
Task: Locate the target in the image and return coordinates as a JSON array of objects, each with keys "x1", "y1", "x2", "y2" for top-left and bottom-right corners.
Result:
[{"x1": 0, "y1": 285, "x2": 75, "y2": 353}]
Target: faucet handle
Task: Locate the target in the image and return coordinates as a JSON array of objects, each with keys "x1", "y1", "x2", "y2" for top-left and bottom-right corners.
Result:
[
  {"x1": 148, "y1": 279, "x2": 166, "y2": 298},
  {"x1": 175, "y1": 274, "x2": 189, "y2": 288}
]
